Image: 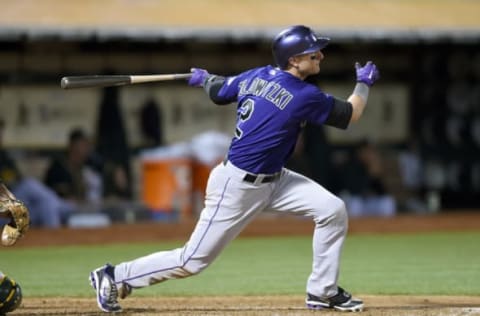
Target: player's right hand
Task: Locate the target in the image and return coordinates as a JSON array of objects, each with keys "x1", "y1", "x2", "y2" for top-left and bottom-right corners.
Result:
[
  {"x1": 188, "y1": 68, "x2": 210, "y2": 87},
  {"x1": 355, "y1": 61, "x2": 380, "y2": 87}
]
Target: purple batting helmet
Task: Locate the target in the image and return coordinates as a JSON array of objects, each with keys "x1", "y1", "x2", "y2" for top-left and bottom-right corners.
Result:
[{"x1": 272, "y1": 25, "x2": 330, "y2": 69}]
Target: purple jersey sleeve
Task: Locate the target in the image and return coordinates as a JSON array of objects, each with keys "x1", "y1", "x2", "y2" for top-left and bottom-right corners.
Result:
[{"x1": 294, "y1": 85, "x2": 335, "y2": 125}]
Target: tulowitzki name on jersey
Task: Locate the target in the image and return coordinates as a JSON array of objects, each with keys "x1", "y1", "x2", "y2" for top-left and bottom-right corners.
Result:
[{"x1": 238, "y1": 78, "x2": 293, "y2": 110}]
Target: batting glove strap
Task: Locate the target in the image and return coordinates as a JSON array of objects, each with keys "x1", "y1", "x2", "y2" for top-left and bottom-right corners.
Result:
[{"x1": 353, "y1": 82, "x2": 370, "y2": 102}]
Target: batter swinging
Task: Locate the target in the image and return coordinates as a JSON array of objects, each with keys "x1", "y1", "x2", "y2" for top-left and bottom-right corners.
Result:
[{"x1": 90, "y1": 25, "x2": 379, "y2": 313}]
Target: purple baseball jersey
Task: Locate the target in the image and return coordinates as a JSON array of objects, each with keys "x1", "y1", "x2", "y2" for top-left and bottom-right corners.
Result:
[{"x1": 217, "y1": 65, "x2": 335, "y2": 174}]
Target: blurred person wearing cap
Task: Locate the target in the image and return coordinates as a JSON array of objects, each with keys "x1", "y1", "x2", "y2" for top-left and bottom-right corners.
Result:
[{"x1": 44, "y1": 127, "x2": 103, "y2": 210}]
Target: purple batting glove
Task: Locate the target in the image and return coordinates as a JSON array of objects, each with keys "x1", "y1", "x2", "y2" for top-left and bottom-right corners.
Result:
[
  {"x1": 188, "y1": 68, "x2": 210, "y2": 87},
  {"x1": 355, "y1": 61, "x2": 380, "y2": 87}
]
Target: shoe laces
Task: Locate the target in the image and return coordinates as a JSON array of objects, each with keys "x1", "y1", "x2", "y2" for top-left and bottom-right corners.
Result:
[
  {"x1": 109, "y1": 283, "x2": 119, "y2": 303},
  {"x1": 101, "y1": 276, "x2": 119, "y2": 306}
]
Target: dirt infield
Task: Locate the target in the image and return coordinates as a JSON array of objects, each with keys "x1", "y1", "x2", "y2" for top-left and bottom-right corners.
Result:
[
  {"x1": 13, "y1": 295, "x2": 480, "y2": 315},
  {"x1": 12, "y1": 211, "x2": 480, "y2": 315}
]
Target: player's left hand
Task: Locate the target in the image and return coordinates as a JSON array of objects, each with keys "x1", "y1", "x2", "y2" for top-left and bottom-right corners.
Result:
[
  {"x1": 0, "y1": 183, "x2": 30, "y2": 246},
  {"x1": 188, "y1": 68, "x2": 210, "y2": 87},
  {"x1": 355, "y1": 61, "x2": 380, "y2": 86}
]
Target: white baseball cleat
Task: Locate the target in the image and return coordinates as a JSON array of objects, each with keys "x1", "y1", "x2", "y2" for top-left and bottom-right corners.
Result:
[
  {"x1": 306, "y1": 287, "x2": 364, "y2": 312},
  {"x1": 89, "y1": 264, "x2": 122, "y2": 313}
]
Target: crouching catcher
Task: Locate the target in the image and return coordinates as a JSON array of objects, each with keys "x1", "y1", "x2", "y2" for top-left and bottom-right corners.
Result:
[{"x1": 0, "y1": 182, "x2": 29, "y2": 315}]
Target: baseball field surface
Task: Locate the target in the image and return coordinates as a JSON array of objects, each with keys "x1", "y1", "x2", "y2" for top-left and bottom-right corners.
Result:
[{"x1": 3, "y1": 212, "x2": 480, "y2": 315}]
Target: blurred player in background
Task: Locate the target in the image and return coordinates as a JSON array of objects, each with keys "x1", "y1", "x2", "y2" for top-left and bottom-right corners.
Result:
[
  {"x1": 90, "y1": 25, "x2": 379, "y2": 313},
  {"x1": 0, "y1": 118, "x2": 73, "y2": 228},
  {"x1": 44, "y1": 127, "x2": 103, "y2": 206}
]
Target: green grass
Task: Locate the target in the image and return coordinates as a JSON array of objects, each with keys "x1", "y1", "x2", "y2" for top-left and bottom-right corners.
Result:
[{"x1": 1, "y1": 232, "x2": 479, "y2": 297}]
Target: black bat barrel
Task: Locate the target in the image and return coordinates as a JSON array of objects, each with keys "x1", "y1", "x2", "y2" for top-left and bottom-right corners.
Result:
[{"x1": 60, "y1": 76, "x2": 132, "y2": 89}]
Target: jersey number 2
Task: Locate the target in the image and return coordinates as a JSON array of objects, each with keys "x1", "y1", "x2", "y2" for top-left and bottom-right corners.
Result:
[{"x1": 235, "y1": 99, "x2": 255, "y2": 138}]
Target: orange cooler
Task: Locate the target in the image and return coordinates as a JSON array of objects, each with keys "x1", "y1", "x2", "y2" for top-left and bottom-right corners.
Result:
[{"x1": 141, "y1": 158, "x2": 192, "y2": 219}]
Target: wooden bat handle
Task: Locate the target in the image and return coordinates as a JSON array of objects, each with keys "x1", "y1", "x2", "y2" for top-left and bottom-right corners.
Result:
[{"x1": 130, "y1": 74, "x2": 192, "y2": 83}]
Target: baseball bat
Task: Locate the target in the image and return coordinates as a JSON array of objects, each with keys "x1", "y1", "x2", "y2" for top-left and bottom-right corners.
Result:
[{"x1": 60, "y1": 73, "x2": 192, "y2": 89}]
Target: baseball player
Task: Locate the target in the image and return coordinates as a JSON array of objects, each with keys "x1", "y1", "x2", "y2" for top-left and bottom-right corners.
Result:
[
  {"x1": 90, "y1": 25, "x2": 379, "y2": 313},
  {"x1": 1, "y1": 182, "x2": 29, "y2": 315}
]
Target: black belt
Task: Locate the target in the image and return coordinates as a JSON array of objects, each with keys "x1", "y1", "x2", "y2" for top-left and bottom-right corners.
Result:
[
  {"x1": 243, "y1": 173, "x2": 279, "y2": 184},
  {"x1": 223, "y1": 157, "x2": 280, "y2": 184}
]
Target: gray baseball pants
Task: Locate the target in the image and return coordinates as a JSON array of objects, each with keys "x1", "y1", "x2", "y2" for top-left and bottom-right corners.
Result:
[{"x1": 114, "y1": 160, "x2": 348, "y2": 298}]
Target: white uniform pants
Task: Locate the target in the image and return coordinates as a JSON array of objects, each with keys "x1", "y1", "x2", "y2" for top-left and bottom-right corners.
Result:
[{"x1": 114, "y1": 160, "x2": 348, "y2": 297}]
